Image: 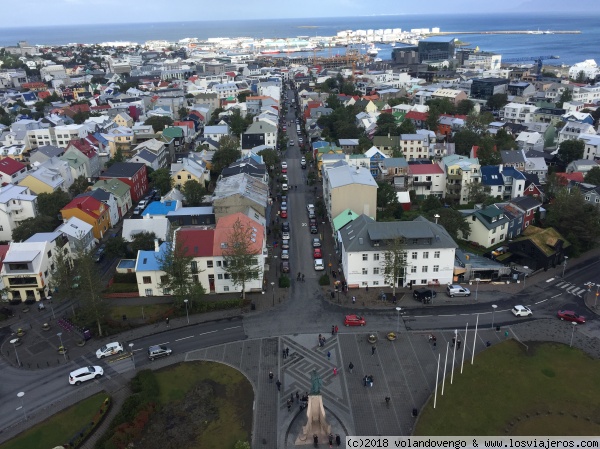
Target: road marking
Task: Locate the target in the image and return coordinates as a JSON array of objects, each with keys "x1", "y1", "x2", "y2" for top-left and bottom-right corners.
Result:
[
  {"x1": 301, "y1": 223, "x2": 307, "y2": 226},
  {"x1": 175, "y1": 335, "x2": 194, "y2": 342},
  {"x1": 222, "y1": 326, "x2": 242, "y2": 331},
  {"x1": 197, "y1": 330, "x2": 218, "y2": 336},
  {"x1": 551, "y1": 293, "x2": 562, "y2": 298},
  {"x1": 566, "y1": 286, "x2": 576, "y2": 293},
  {"x1": 546, "y1": 278, "x2": 556, "y2": 283},
  {"x1": 534, "y1": 298, "x2": 550, "y2": 304}
]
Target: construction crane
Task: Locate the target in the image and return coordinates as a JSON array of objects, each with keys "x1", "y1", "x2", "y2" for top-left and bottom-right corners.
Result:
[{"x1": 502, "y1": 55, "x2": 560, "y2": 79}]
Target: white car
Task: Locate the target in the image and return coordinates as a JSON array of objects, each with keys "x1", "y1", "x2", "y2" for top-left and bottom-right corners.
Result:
[
  {"x1": 314, "y1": 259, "x2": 325, "y2": 271},
  {"x1": 301, "y1": 157, "x2": 306, "y2": 164},
  {"x1": 282, "y1": 183, "x2": 288, "y2": 191},
  {"x1": 306, "y1": 204, "x2": 315, "y2": 212},
  {"x1": 281, "y1": 249, "x2": 290, "y2": 260},
  {"x1": 281, "y1": 161, "x2": 288, "y2": 169},
  {"x1": 511, "y1": 305, "x2": 532, "y2": 317},
  {"x1": 281, "y1": 201, "x2": 287, "y2": 211},
  {"x1": 282, "y1": 231, "x2": 290, "y2": 240},
  {"x1": 96, "y1": 341, "x2": 124, "y2": 359},
  {"x1": 69, "y1": 366, "x2": 104, "y2": 385}
]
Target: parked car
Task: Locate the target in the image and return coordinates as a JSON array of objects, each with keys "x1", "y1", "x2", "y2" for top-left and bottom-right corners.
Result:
[
  {"x1": 282, "y1": 167, "x2": 287, "y2": 173},
  {"x1": 306, "y1": 204, "x2": 315, "y2": 212},
  {"x1": 413, "y1": 288, "x2": 437, "y2": 303},
  {"x1": 282, "y1": 183, "x2": 288, "y2": 191},
  {"x1": 344, "y1": 314, "x2": 366, "y2": 326},
  {"x1": 282, "y1": 221, "x2": 290, "y2": 232},
  {"x1": 314, "y1": 259, "x2": 324, "y2": 271},
  {"x1": 312, "y1": 238, "x2": 321, "y2": 247},
  {"x1": 446, "y1": 284, "x2": 471, "y2": 297},
  {"x1": 511, "y1": 305, "x2": 532, "y2": 317},
  {"x1": 281, "y1": 161, "x2": 288, "y2": 169},
  {"x1": 313, "y1": 248, "x2": 322, "y2": 259},
  {"x1": 280, "y1": 210, "x2": 288, "y2": 218},
  {"x1": 281, "y1": 201, "x2": 287, "y2": 211},
  {"x1": 281, "y1": 261, "x2": 290, "y2": 273},
  {"x1": 148, "y1": 345, "x2": 172, "y2": 360},
  {"x1": 282, "y1": 239, "x2": 290, "y2": 249},
  {"x1": 282, "y1": 231, "x2": 290, "y2": 240},
  {"x1": 281, "y1": 249, "x2": 290, "y2": 260},
  {"x1": 310, "y1": 224, "x2": 318, "y2": 234},
  {"x1": 69, "y1": 366, "x2": 104, "y2": 385},
  {"x1": 93, "y1": 245, "x2": 106, "y2": 263},
  {"x1": 557, "y1": 310, "x2": 585, "y2": 324},
  {"x1": 96, "y1": 342, "x2": 124, "y2": 359}
]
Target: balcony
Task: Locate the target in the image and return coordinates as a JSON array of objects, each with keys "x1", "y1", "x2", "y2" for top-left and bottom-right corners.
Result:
[
  {"x1": 412, "y1": 180, "x2": 432, "y2": 187},
  {"x1": 447, "y1": 173, "x2": 462, "y2": 181}
]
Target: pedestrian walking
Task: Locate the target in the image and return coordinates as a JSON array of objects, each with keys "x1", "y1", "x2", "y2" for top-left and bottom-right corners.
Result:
[
  {"x1": 336, "y1": 434, "x2": 341, "y2": 446},
  {"x1": 332, "y1": 270, "x2": 337, "y2": 279},
  {"x1": 371, "y1": 345, "x2": 376, "y2": 356},
  {"x1": 286, "y1": 347, "x2": 290, "y2": 357},
  {"x1": 302, "y1": 274, "x2": 305, "y2": 282},
  {"x1": 287, "y1": 399, "x2": 291, "y2": 412},
  {"x1": 352, "y1": 296, "x2": 356, "y2": 304},
  {"x1": 329, "y1": 433, "x2": 334, "y2": 448},
  {"x1": 165, "y1": 317, "x2": 169, "y2": 327},
  {"x1": 366, "y1": 285, "x2": 369, "y2": 292},
  {"x1": 335, "y1": 325, "x2": 338, "y2": 334},
  {"x1": 290, "y1": 393, "x2": 294, "y2": 403},
  {"x1": 348, "y1": 362, "x2": 354, "y2": 373},
  {"x1": 452, "y1": 337, "x2": 456, "y2": 347},
  {"x1": 269, "y1": 371, "x2": 274, "y2": 383},
  {"x1": 457, "y1": 340, "x2": 462, "y2": 350},
  {"x1": 327, "y1": 350, "x2": 331, "y2": 360},
  {"x1": 276, "y1": 379, "x2": 282, "y2": 391},
  {"x1": 296, "y1": 391, "x2": 300, "y2": 401},
  {"x1": 333, "y1": 367, "x2": 337, "y2": 376},
  {"x1": 282, "y1": 349, "x2": 286, "y2": 359},
  {"x1": 331, "y1": 325, "x2": 335, "y2": 335}
]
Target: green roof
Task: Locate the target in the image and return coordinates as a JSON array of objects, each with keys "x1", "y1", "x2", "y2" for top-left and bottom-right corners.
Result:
[
  {"x1": 162, "y1": 127, "x2": 184, "y2": 138},
  {"x1": 92, "y1": 178, "x2": 131, "y2": 198},
  {"x1": 512, "y1": 226, "x2": 570, "y2": 256},
  {"x1": 333, "y1": 209, "x2": 359, "y2": 232}
]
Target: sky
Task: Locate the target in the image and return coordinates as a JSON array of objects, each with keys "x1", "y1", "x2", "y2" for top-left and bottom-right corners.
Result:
[{"x1": 1, "y1": 0, "x2": 599, "y2": 28}]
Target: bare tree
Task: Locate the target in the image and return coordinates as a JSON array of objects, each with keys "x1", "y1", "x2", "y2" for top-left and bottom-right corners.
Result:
[
  {"x1": 222, "y1": 218, "x2": 262, "y2": 300},
  {"x1": 380, "y1": 237, "x2": 407, "y2": 296}
]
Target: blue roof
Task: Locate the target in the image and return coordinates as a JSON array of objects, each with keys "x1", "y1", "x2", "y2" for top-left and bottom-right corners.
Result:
[
  {"x1": 312, "y1": 141, "x2": 329, "y2": 150},
  {"x1": 117, "y1": 259, "x2": 136, "y2": 269},
  {"x1": 142, "y1": 200, "x2": 179, "y2": 216},
  {"x1": 93, "y1": 133, "x2": 108, "y2": 145},
  {"x1": 136, "y1": 242, "x2": 168, "y2": 271},
  {"x1": 501, "y1": 166, "x2": 526, "y2": 179},
  {"x1": 481, "y1": 166, "x2": 503, "y2": 186}
]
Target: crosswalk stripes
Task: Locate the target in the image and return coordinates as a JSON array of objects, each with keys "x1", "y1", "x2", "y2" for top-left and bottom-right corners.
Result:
[{"x1": 555, "y1": 281, "x2": 587, "y2": 297}]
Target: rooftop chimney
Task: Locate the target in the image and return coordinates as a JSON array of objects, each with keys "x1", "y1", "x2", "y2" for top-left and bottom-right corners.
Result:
[{"x1": 154, "y1": 239, "x2": 160, "y2": 252}]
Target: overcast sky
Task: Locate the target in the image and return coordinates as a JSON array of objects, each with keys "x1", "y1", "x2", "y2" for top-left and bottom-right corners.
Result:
[{"x1": 2, "y1": 0, "x2": 599, "y2": 28}]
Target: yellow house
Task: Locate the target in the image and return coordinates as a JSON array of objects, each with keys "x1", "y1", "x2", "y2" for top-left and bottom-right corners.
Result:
[
  {"x1": 18, "y1": 166, "x2": 66, "y2": 194},
  {"x1": 60, "y1": 196, "x2": 111, "y2": 240},
  {"x1": 314, "y1": 144, "x2": 344, "y2": 176},
  {"x1": 171, "y1": 158, "x2": 208, "y2": 189},
  {"x1": 113, "y1": 112, "x2": 134, "y2": 128},
  {"x1": 105, "y1": 126, "x2": 134, "y2": 158}
]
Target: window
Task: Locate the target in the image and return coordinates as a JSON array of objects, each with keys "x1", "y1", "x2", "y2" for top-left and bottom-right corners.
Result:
[
  {"x1": 423, "y1": 251, "x2": 429, "y2": 259},
  {"x1": 217, "y1": 274, "x2": 223, "y2": 280},
  {"x1": 411, "y1": 252, "x2": 417, "y2": 260},
  {"x1": 145, "y1": 289, "x2": 153, "y2": 296},
  {"x1": 373, "y1": 253, "x2": 380, "y2": 261},
  {"x1": 411, "y1": 266, "x2": 417, "y2": 273},
  {"x1": 373, "y1": 281, "x2": 379, "y2": 286},
  {"x1": 47, "y1": 251, "x2": 52, "y2": 257},
  {"x1": 434, "y1": 251, "x2": 440, "y2": 258},
  {"x1": 223, "y1": 286, "x2": 229, "y2": 292},
  {"x1": 207, "y1": 261, "x2": 213, "y2": 268},
  {"x1": 501, "y1": 223, "x2": 506, "y2": 230},
  {"x1": 216, "y1": 261, "x2": 222, "y2": 267},
  {"x1": 373, "y1": 267, "x2": 379, "y2": 275},
  {"x1": 422, "y1": 266, "x2": 428, "y2": 273},
  {"x1": 433, "y1": 265, "x2": 439, "y2": 272},
  {"x1": 224, "y1": 273, "x2": 231, "y2": 279},
  {"x1": 421, "y1": 279, "x2": 427, "y2": 285},
  {"x1": 362, "y1": 254, "x2": 368, "y2": 261},
  {"x1": 491, "y1": 238, "x2": 496, "y2": 244},
  {"x1": 143, "y1": 276, "x2": 151, "y2": 284},
  {"x1": 362, "y1": 281, "x2": 368, "y2": 286},
  {"x1": 362, "y1": 268, "x2": 368, "y2": 275}
]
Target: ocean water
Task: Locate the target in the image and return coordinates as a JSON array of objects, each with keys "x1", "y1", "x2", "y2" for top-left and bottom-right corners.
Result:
[{"x1": 1, "y1": 13, "x2": 599, "y2": 65}]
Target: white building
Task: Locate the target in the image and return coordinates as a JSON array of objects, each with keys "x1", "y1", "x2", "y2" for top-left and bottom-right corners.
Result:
[
  {"x1": 338, "y1": 215, "x2": 457, "y2": 289},
  {"x1": 56, "y1": 216, "x2": 95, "y2": 253},
  {"x1": 0, "y1": 185, "x2": 37, "y2": 242},
  {"x1": 499, "y1": 103, "x2": 538, "y2": 124}
]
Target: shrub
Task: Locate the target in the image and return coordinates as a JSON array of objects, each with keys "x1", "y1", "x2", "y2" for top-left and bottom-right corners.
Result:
[
  {"x1": 319, "y1": 274, "x2": 330, "y2": 286},
  {"x1": 113, "y1": 272, "x2": 137, "y2": 283},
  {"x1": 279, "y1": 275, "x2": 290, "y2": 288}
]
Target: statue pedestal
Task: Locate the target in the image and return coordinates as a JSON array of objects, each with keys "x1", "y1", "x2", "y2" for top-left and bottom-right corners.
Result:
[{"x1": 295, "y1": 395, "x2": 331, "y2": 445}]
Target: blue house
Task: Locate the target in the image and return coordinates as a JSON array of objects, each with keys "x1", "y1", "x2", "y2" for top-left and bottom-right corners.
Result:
[
  {"x1": 364, "y1": 146, "x2": 388, "y2": 177},
  {"x1": 481, "y1": 165, "x2": 526, "y2": 200}
]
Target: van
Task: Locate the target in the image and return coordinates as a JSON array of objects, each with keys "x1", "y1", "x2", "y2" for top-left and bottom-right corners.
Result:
[
  {"x1": 148, "y1": 345, "x2": 172, "y2": 360},
  {"x1": 446, "y1": 284, "x2": 471, "y2": 297},
  {"x1": 96, "y1": 342, "x2": 124, "y2": 359}
]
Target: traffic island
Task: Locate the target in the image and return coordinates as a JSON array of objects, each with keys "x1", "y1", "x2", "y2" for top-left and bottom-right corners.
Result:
[
  {"x1": 41, "y1": 323, "x2": 50, "y2": 331},
  {"x1": 387, "y1": 332, "x2": 397, "y2": 341}
]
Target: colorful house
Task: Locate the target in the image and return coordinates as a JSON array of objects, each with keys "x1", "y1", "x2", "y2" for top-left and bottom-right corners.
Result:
[{"x1": 60, "y1": 196, "x2": 111, "y2": 240}]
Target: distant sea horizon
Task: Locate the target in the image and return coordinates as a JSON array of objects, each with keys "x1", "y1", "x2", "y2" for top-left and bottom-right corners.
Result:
[{"x1": 1, "y1": 13, "x2": 599, "y2": 65}]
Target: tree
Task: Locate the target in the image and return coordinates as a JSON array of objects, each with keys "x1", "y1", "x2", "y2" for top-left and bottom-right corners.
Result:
[
  {"x1": 398, "y1": 119, "x2": 416, "y2": 135},
  {"x1": 375, "y1": 113, "x2": 398, "y2": 136},
  {"x1": 222, "y1": 218, "x2": 262, "y2": 300},
  {"x1": 584, "y1": 166, "x2": 600, "y2": 185},
  {"x1": 37, "y1": 190, "x2": 71, "y2": 221},
  {"x1": 144, "y1": 116, "x2": 173, "y2": 133},
  {"x1": 421, "y1": 196, "x2": 442, "y2": 213},
  {"x1": 477, "y1": 136, "x2": 502, "y2": 166},
  {"x1": 104, "y1": 236, "x2": 128, "y2": 259},
  {"x1": 229, "y1": 109, "x2": 252, "y2": 136},
  {"x1": 487, "y1": 93, "x2": 508, "y2": 111},
  {"x1": 425, "y1": 106, "x2": 440, "y2": 132},
  {"x1": 467, "y1": 182, "x2": 492, "y2": 203},
  {"x1": 208, "y1": 107, "x2": 224, "y2": 125},
  {"x1": 257, "y1": 148, "x2": 280, "y2": 170},
  {"x1": 12, "y1": 216, "x2": 57, "y2": 242},
  {"x1": 211, "y1": 136, "x2": 241, "y2": 174},
  {"x1": 558, "y1": 139, "x2": 584, "y2": 165},
  {"x1": 558, "y1": 88, "x2": 573, "y2": 106},
  {"x1": 69, "y1": 175, "x2": 90, "y2": 196},
  {"x1": 456, "y1": 99, "x2": 475, "y2": 115},
  {"x1": 130, "y1": 231, "x2": 157, "y2": 253},
  {"x1": 237, "y1": 91, "x2": 250, "y2": 103},
  {"x1": 380, "y1": 237, "x2": 407, "y2": 296},
  {"x1": 465, "y1": 111, "x2": 494, "y2": 134},
  {"x1": 452, "y1": 129, "x2": 480, "y2": 156},
  {"x1": 182, "y1": 179, "x2": 206, "y2": 206},
  {"x1": 426, "y1": 208, "x2": 471, "y2": 241},
  {"x1": 427, "y1": 98, "x2": 456, "y2": 115},
  {"x1": 72, "y1": 245, "x2": 108, "y2": 337},
  {"x1": 49, "y1": 246, "x2": 76, "y2": 302},
  {"x1": 149, "y1": 168, "x2": 172, "y2": 195},
  {"x1": 494, "y1": 128, "x2": 517, "y2": 151}
]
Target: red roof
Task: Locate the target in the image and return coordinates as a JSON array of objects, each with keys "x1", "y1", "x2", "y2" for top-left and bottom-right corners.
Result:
[
  {"x1": 67, "y1": 139, "x2": 98, "y2": 159},
  {"x1": 406, "y1": 111, "x2": 428, "y2": 121},
  {"x1": 0, "y1": 244, "x2": 9, "y2": 271},
  {"x1": 62, "y1": 196, "x2": 104, "y2": 219},
  {"x1": 174, "y1": 121, "x2": 194, "y2": 130},
  {"x1": 91, "y1": 105, "x2": 110, "y2": 111},
  {"x1": 213, "y1": 213, "x2": 264, "y2": 257},
  {"x1": 408, "y1": 164, "x2": 444, "y2": 175},
  {"x1": 177, "y1": 228, "x2": 215, "y2": 257},
  {"x1": 37, "y1": 91, "x2": 51, "y2": 100},
  {"x1": 0, "y1": 157, "x2": 26, "y2": 175},
  {"x1": 556, "y1": 172, "x2": 584, "y2": 184}
]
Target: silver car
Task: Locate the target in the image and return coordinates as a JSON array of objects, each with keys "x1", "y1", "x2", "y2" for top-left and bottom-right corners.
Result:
[{"x1": 281, "y1": 249, "x2": 290, "y2": 260}]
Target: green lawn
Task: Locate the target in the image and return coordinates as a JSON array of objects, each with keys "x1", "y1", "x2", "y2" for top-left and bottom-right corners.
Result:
[
  {"x1": 107, "y1": 303, "x2": 172, "y2": 323},
  {"x1": 1, "y1": 392, "x2": 108, "y2": 449},
  {"x1": 153, "y1": 362, "x2": 253, "y2": 449},
  {"x1": 415, "y1": 341, "x2": 600, "y2": 435}
]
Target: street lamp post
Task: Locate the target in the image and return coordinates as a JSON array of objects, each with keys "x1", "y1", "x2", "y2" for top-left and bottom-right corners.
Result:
[
  {"x1": 396, "y1": 307, "x2": 401, "y2": 333},
  {"x1": 569, "y1": 322, "x2": 577, "y2": 347},
  {"x1": 595, "y1": 284, "x2": 599, "y2": 309},
  {"x1": 491, "y1": 304, "x2": 498, "y2": 330},
  {"x1": 57, "y1": 332, "x2": 66, "y2": 361},
  {"x1": 10, "y1": 338, "x2": 21, "y2": 367},
  {"x1": 562, "y1": 256, "x2": 568, "y2": 278},
  {"x1": 129, "y1": 343, "x2": 135, "y2": 369},
  {"x1": 434, "y1": 213, "x2": 440, "y2": 224},
  {"x1": 274, "y1": 255, "x2": 278, "y2": 277},
  {"x1": 184, "y1": 299, "x2": 189, "y2": 325},
  {"x1": 16, "y1": 392, "x2": 26, "y2": 420},
  {"x1": 475, "y1": 278, "x2": 480, "y2": 301},
  {"x1": 271, "y1": 282, "x2": 275, "y2": 307}
]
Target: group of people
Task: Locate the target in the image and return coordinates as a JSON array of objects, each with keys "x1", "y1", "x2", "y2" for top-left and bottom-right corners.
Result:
[
  {"x1": 331, "y1": 325, "x2": 339, "y2": 335},
  {"x1": 317, "y1": 334, "x2": 326, "y2": 347},
  {"x1": 297, "y1": 272, "x2": 305, "y2": 282},
  {"x1": 363, "y1": 374, "x2": 374, "y2": 387},
  {"x1": 313, "y1": 433, "x2": 342, "y2": 447}
]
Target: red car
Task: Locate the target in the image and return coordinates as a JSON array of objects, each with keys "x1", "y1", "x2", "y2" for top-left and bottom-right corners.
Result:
[
  {"x1": 282, "y1": 167, "x2": 287, "y2": 173},
  {"x1": 280, "y1": 210, "x2": 288, "y2": 218},
  {"x1": 313, "y1": 248, "x2": 322, "y2": 259},
  {"x1": 344, "y1": 315, "x2": 366, "y2": 327},
  {"x1": 557, "y1": 310, "x2": 586, "y2": 324}
]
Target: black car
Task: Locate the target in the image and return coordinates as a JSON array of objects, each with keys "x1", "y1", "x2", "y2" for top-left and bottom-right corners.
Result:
[
  {"x1": 282, "y1": 221, "x2": 290, "y2": 232},
  {"x1": 413, "y1": 288, "x2": 437, "y2": 303}
]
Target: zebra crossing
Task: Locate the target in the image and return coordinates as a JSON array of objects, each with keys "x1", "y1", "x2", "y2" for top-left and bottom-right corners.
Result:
[{"x1": 554, "y1": 281, "x2": 592, "y2": 297}]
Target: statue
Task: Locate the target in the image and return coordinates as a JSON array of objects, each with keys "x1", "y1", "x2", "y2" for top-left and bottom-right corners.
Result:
[
  {"x1": 295, "y1": 369, "x2": 331, "y2": 445},
  {"x1": 310, "y1": 369, "x2": 322, "y2": 395}
]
